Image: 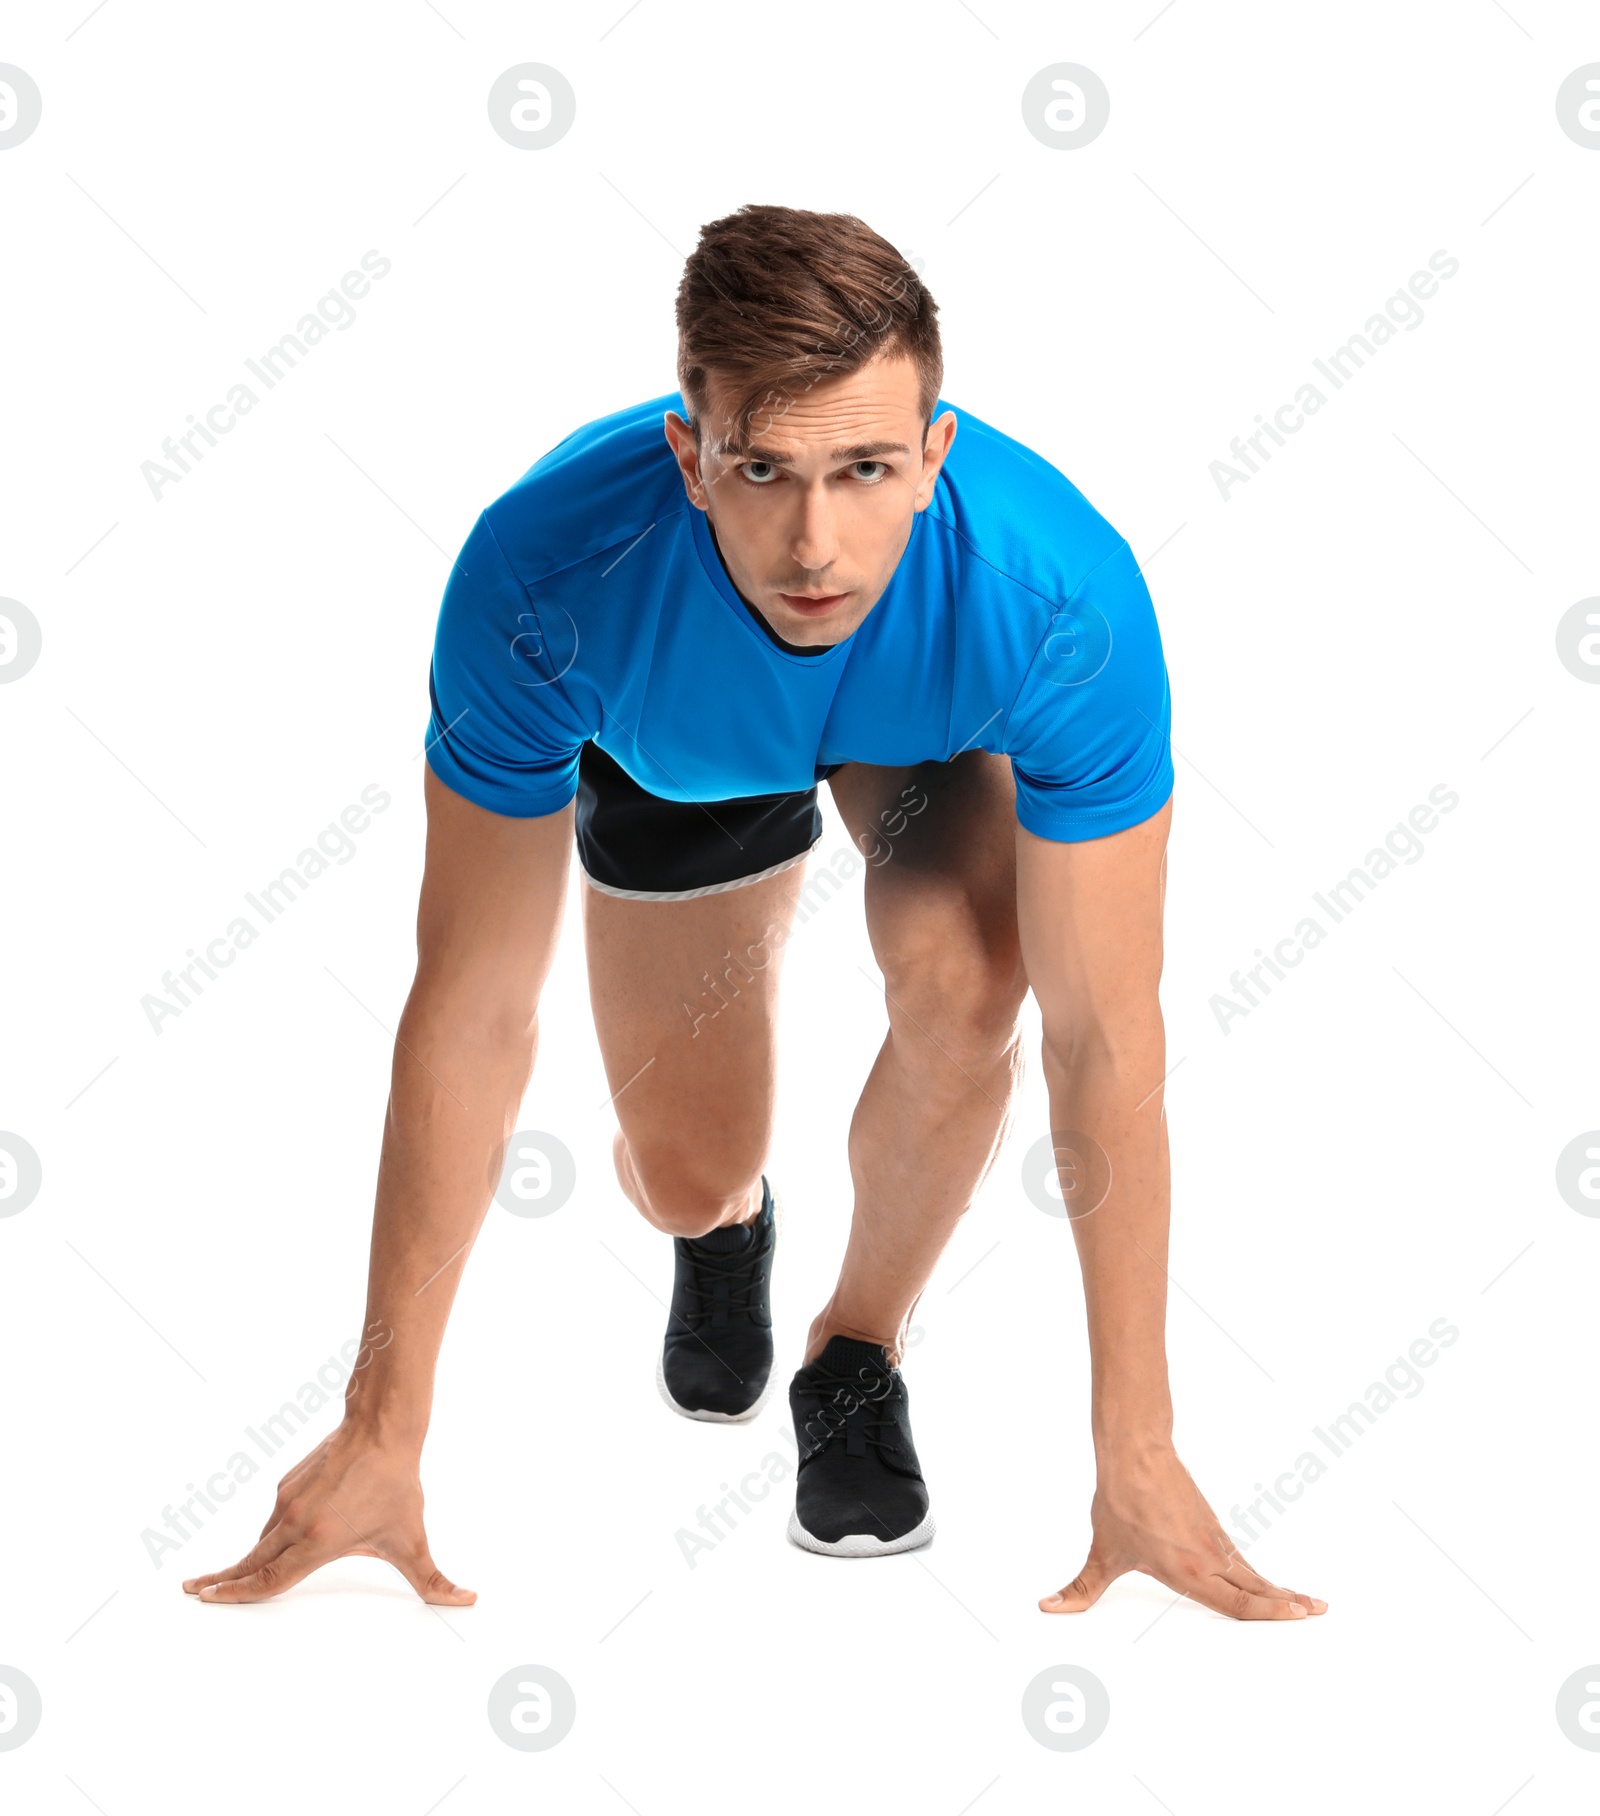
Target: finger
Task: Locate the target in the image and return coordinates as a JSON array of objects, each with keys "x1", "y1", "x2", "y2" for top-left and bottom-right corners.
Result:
[
  {"x1": 1039, "y1": 1553, "x2": 1120, "y2": 1614},
  {"x1": 1188, "y1": 1575, "x2": 1311, "y2": 1621},
  {"x1": 197, "y1": 1542, "x2": 320, "y2": 1604},
  {"x1": 183, "y1": 1533, "x2": 291, "y2": 1595},
  {"x1": 1282, "y1": 1588, "x2": 1327, "y2": 1613},
  {"x1": 1219, "y1": 1556, "x2": 1291, "y2": 1596},
  {"x1": 391, "y1": 1541, "x2": 477, "y2": 1607},
  {"x1": 1219, "y1": 1557, "x2": 1328, "y2": 1614}
]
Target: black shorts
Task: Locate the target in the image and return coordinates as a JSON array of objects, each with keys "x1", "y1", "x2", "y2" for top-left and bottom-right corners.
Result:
[{"x1": 575, "y1": 740, "x2": 844, "y2": 900}]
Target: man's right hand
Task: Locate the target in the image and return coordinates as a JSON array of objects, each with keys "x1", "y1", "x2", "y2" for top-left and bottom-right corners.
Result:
[
  {"x1": 181, "y1": 1424, "x2": 476, "y2": 1606},
  {"x1": 182, "y1": 773, "x2": 573, "y2": 1609}
]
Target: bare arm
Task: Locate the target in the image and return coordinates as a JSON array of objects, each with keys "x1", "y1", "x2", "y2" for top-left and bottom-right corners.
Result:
[
  {"x1": 1016, "y1": 796, "x2": 1325, "y2": 1622},
  {"x1": 186, "y1": 766, "x2": 573, "y2": 1604},
  {"x1": 346, "y1": 765, "x2": 573, "y2": 1449}
]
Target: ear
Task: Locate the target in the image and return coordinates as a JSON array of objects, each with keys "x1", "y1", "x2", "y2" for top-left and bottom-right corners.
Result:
[
  {"x1": 662, "y1": 410, "x2": 708, "y2": 508},
  {"x1": 912, "y1": 409, "x2": 958, "y2": 509}
]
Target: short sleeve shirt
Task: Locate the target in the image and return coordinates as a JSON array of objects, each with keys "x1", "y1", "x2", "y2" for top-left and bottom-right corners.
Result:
[{"x1": 425, "y1": 391, "x2": 1174, "y2": 841}]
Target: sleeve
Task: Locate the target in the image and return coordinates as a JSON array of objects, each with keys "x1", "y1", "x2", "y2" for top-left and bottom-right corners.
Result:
[
  {"x1": 1002, "y1": 536, "x2": 1175, "y2": 842},
  {"x1": 423, "y1": 510, "x2": 594, "y2": 818}
]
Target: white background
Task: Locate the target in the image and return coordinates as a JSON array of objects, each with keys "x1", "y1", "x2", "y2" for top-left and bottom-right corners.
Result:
[{"x1": 2, "y1": 0, "x2": 1597, "y2": 1809}]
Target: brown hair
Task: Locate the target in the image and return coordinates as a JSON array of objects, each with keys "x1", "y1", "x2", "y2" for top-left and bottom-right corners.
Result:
[{"x1": 675, "y1": 204, "x2": 942, "y2": 456}]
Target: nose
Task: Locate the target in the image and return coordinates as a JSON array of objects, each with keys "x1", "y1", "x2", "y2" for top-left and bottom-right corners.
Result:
[{"x1": 790, "y1": 481, "x2": 839, "y2": 574}]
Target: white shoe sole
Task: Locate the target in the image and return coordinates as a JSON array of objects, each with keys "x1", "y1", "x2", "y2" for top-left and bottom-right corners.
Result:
[
  {"x1": 785, "y1": 1507, "x2": 937, "y2": 1557},
  {"x1": 656, "y1": 1180, "x2": 784, "y2": 1424}
]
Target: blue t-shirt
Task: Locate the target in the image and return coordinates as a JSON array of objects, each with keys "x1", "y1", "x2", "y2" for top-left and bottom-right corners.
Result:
[{"x1": 425, "y1": 391, "x2": 1174, "y2": 842}]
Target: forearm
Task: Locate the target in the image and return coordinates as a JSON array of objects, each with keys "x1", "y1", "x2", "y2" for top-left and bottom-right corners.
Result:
[
  {"x1": 1042, "y1": 1019, "x2": 1173, "y2": 1462},
  {"x1": 343, "y1": 980, "x2": 538, "y2": 1452}
]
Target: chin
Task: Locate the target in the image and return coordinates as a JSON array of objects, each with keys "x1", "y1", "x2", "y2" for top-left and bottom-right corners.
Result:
[{"x1": 783, "y1": 620, "x2": 850, "y2": 647}]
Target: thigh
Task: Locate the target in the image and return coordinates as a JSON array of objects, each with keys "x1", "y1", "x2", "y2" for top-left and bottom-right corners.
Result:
[
  {"x1": 582, "y1": 860, "x2": 808, "y2": 1174},
  {"x1": 827, "y1": 750, "x2": 1022, "y2": 973}
]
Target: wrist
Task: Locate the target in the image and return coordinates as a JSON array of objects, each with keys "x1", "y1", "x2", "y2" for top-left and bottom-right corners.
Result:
[
  {"x1": 1092, "y1": 1409, "x2": 1175, "y2": 1472},
  {"x1": 341, "y1": 1383, "x2": 430, "y2": 1455}
]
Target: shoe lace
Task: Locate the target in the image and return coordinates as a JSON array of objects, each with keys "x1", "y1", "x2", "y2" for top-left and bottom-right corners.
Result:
[
  {"x1": 676, "y1": 1237, "x2": 768, "y2": 1325},
  {"x1": 795, "y1": 1368, "x2": 903, "y2": 1461}
]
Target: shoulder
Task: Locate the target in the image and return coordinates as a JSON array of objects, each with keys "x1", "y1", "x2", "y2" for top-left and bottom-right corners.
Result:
[
  {"x1": 925, "y1": 399, "x2": 1130, "y2": 613},
  {"x1": 479, "y1": 390, "x2": 691, "y2": 586}
]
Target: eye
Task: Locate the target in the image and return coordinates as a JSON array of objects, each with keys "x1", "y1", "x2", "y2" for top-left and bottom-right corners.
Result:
[{"x1": 735, "y1": 458, "x2": 892, "y2": 487}]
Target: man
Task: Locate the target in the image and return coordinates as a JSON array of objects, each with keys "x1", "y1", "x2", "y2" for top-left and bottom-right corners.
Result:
[{"x1": 186, "y1": 204, "x2": 1324, "y2": 1621}]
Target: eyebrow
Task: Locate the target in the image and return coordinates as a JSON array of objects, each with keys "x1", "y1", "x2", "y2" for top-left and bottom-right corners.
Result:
[{"x1": 735, "y1": 439, "x2": 912, "y2": 467}]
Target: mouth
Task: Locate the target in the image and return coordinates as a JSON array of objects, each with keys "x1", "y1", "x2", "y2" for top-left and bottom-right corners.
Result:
[{"x1": 778, "y1": 590, "x2": 850, "y2": 616}]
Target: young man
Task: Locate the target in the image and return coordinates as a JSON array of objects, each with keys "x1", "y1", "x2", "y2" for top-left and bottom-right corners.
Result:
[{"x1": 186, "y1": 204, "x2": 1324, "y2": 1621}]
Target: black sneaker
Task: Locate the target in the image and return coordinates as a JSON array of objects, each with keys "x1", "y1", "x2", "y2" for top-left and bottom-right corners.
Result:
[
  {"x1": 787, "y1": 1335, "x2": 935, "y2": 1556},
  {"x1": 656, "y1": 1176, "x2": 780, "y2": 1423}
]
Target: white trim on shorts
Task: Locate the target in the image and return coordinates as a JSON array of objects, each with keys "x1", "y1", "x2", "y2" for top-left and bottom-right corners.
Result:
[{"x1": 577, "y1": 837, "x2": 820, "y2": 903}]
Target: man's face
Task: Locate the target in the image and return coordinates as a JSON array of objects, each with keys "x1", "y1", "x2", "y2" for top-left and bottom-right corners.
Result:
[{"x1": 663, "y1": 353, "x2": 957, "y2": 648}]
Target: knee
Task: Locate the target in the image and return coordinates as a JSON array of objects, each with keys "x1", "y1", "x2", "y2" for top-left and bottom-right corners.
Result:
[
  {"x1": 621, "y1": 1139, "x2": 761, "y2": 1238},
  {"x1": 876, "y1": 895, "x2": 1027, "y2": 1067}
]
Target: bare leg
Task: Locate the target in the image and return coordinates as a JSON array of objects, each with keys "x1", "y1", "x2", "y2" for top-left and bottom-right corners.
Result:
[
  {"x1": 582, "y1": 860, "x2": 808, "y2": 1236},
  {"x1": 805, "y1": 750, "x2": 1029, "y2": 1366}
]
